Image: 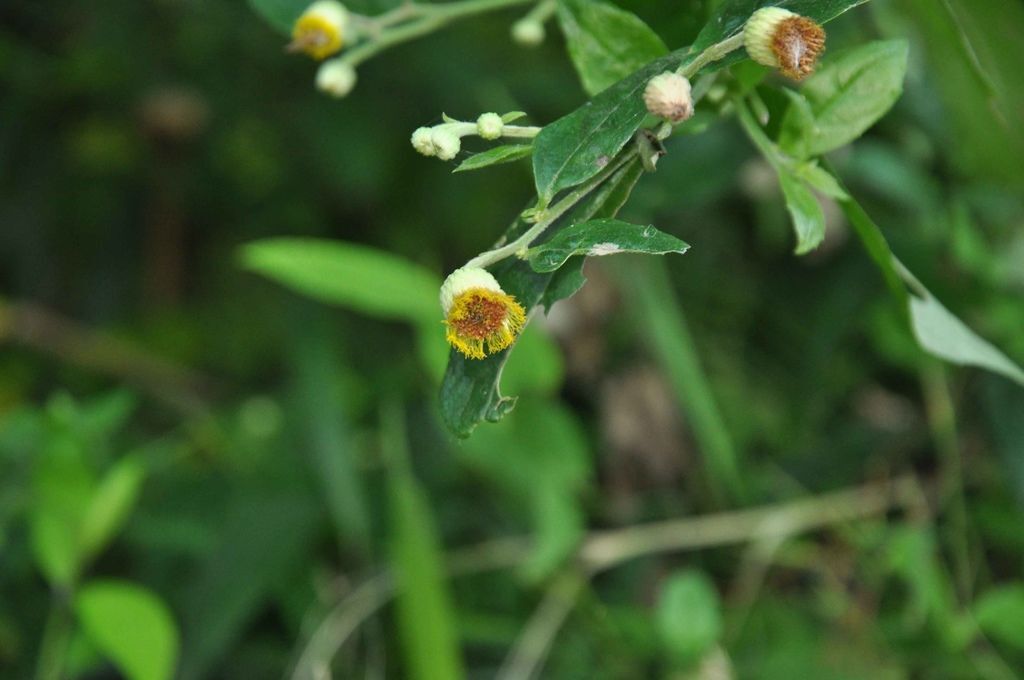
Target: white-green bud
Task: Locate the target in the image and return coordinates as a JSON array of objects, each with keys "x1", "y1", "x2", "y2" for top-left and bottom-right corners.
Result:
[
  {"x1": 431, "y1": 128, "x2": 461, "y2": 161},
  {"x1": 511, "y1": 19, "x2": 544, "y2": 47},
  {"x1": 643, "y1": 72, "x2": 693, "y2": 123},
  {"x1": 315, "y1": 60, "x2": 356, "y2": 98},
  {"x1": 476, "y1": 113, "x2": 504, "y2": 140},
  {"x1": 411, "y1": 127, "x2": 436, "y2": 156}
]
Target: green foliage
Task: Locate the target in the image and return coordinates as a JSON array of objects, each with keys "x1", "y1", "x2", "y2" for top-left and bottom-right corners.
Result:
[
  {"x1": 556, "y1": 0, "x2": 668, "y2": 96},
  {"x1": 655, "y1": 570, "x2": 723, "y2": 667},
  {"x1": 974, "y1": 584, "x2": 1024, "y2": 650},
  {"x1": 454, "y1": 144, "x2": 533, "y2": 173},
  {"x1": 75, "y1": 581, "x2": 180, "y2": 680},
  {"x1": 780, "y1": 41, "x2": 909, "y2": 158},
  {"x1": 527, "y1": 218, "x2": 689, "y2": 272}
]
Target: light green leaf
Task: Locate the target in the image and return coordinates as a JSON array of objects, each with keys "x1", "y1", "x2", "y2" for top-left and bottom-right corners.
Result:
[
  {"x1": 388, "y1": 429, "x2": 465, "y2": 680},
  {"x1": 76, "y1": 580, "x2": 180, "y2": 680},
  {"x1": 974, "y1": 584, "x2": 1024, "y2": 650},
  {"x1": 556, "y1": 0, "x2": 668, "y2": 96},
  {"x1": 78, "y1": 456, "x2": 145, "y2": 563},
  {"x1": 906, "y1": 282, "x2": 1024, "y2": 387},
  {"x1": 453, "y1": 144, "x2": 532, "y2": 173},
  {"x1": 527, "y1": 218, "x2": 688, "y2": 273},
  {"x1": 656, "y1": 570, "x2": 723, "y2": 666},
  {"x1": 780, "y1": 40, "x2": 909, "y2": 158},
  {"x1": 240, "y1": 238, "x2": 440, "y2": 323},
  {"x1": 793, "y1": 161, "x2": 849, "y2": 199},
  {"x1": 778, "y1": 172, "x2": 826, "y2": 254}
]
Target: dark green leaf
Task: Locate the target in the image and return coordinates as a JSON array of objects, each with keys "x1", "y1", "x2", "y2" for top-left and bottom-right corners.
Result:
[
  {"x1": 76, "y1": 581, "x2": 179, "y2": 680},
  {"x1": 240, "y1": 238, "x2": 440, "y2": 323},
  {"x1": 780, "y1": 41, "x2": 909, "y2": 158},
  {"x1": 778, "y1": 172, "x2": 826, "y2": 254},
  {"x1": 556, "y1": 0, "x2": 668, "y2": 96},
  {"x1": 248, "y1": 0, "x2": 305, "y2": 34},
  {"x1": 528, "y1": 218, "x2": 688, "y2": 273},
  {"x1": 532, "y1": 49, "x2": 688, "y2": 204},
  {"x1": 453, "y1": 144, "x2": 532, "y2": 173}
]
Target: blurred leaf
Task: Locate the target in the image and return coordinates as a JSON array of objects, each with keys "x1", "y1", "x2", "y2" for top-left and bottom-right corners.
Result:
[
  {"x1": 387, "y1": 414, "x2": 465, "y2": 680},
  {"x1": 453, "y1": 145, "x2": 532, "y2": 173},
  {"x1": 527, "y1": 218, "x2": 688, "y2": 273},
  {"x1": 240, "y1": 238, "x2": 440, "y2": 323},
  {"x1": 76, "y1": 580, "x2": 179, "y2": 680},
  {"x1": 78, "y1": 455, "x2": 145, "y2": 563},
  {"x1": 556, "y1": 0, "x2": 668, "y2": 96},
  {"x1": 30, "y1": 441, "x2": 94, "y2": 587},
  {"x1": 656, "y1": 570, "x2": 723, "y2": 667},
  {"x1": 177, "y1": 491, "x2": 320, "y2": 680},
  {"x1": 779, "y1": 171, "x2": 826, "y2": 254},
  {"x1": 779, "y1": 41, "x2": 909, "y2": 158},
  {"x1": 906, "y1": 282, "x2": 1024, "y2": 387},
  {"x1": 248, "y1": 0, "x2": 306, "y2": 34},
  {"x1": 974, "y1": 584, "x2": 1024, "y2": 650},
  {"x1": 461, "y1": 400, "x2": 588, "y2": 580}
]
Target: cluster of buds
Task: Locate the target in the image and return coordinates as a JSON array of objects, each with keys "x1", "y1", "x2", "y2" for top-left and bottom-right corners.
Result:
[
  {"x1": 411, "y1": 112, "x2": 539, "y2": 162},
  {"x1": 743, "y1": 7, "x2": 826, "y2": 80},
  {"x1": 440, "y1": 268, "x2": 526, "y2": 359}
]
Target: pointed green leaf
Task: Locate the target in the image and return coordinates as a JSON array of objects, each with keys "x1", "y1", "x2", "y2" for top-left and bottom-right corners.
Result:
[
  {"x1": 76, "y1": 581, "x2": 179, "y2": 680},
  {"x1": 528, "y1": 218, "x2": 688, "y2": 273},
  {"x1": 556, "y1": 0, "x2": 668, "y2": 96},
  {"x1": 453, "y1": 144, "x2": 532, "y2": 173},
  {"x1": 779, "y1": 172, "x2": 826, "y2": 254}
]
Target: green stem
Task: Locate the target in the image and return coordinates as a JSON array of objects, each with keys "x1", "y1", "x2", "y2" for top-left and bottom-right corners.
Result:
[
  {"x1": 463, "y1": 147, "x2": 639, "y2": 269},
  {"x1": 35, "y1": 594, "x2": 72, "y2": 680},
  {"x1": 345, "y1": 0, "x2": 534, "y2": 66},
  {"x1": 679, "y1": 32, "x2": 746, "y2": 79}
]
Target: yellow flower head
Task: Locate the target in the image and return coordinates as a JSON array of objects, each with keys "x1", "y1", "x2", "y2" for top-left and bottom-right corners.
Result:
[
  {"x1": 290, "y1": 0, "x2": 349, "y2": 60},
  {"x1": 441, "y1": 268, "x2": 526, "y2": 360},
  {"x1": 744, "y1": 7, "x2": 826, "y2": 80}
]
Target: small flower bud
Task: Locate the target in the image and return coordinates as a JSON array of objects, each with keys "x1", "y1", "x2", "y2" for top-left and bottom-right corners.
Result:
[
  {"x1": 290, "y1": 0, "x2": 350, "y2": 60},
  {"x1": 476, "y1": 113, "x2": 504, "y2": 140},
  {"x1": 743, "y1": 7, "x2": 826, "y2": 80},
  {"x1": 441, "y1": 267, "x2": 526, "y2": 359},
  {"x1": 511, "y1": 19, "x2": 545, "y2": 47},
  {"x1": 411, "y1": 127, "x2": 436, "y2": 156},
  {"x1": 642, "y1": 72, "x2": 694, "y2": 123},
  {"x1": 315, "y1": 60, "x2": 356, "y2": 97},
  {"x1": 431, "y1": 128, "x2": 461, "y2": 161}
]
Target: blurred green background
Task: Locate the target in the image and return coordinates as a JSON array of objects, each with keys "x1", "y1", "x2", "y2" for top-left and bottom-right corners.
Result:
[{"x1": 2, "y1": 0, "x2": 1024, "y2": 678}]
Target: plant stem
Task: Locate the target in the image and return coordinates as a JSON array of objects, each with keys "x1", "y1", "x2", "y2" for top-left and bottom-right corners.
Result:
[
  {"x1": 344, "y1": 0, "x2": 535, "y2": 66},
  {"x1": 35, "y1": 594, "x2": 72, "y2": 680},
  {"x1": 463, "y1": 148, "x2": 639, "y2": 269},
  {"x1": 679, "y1": 32, "x2": 746, "y2": 79}
]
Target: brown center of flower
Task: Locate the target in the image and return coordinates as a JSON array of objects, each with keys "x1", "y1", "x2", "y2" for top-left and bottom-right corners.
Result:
[
  {"x1": 772, "y1": 16, "x2": 826, "y2": 80},
  {"x1": 450, "y1": 294, "x2": 509, "y2": 339}
]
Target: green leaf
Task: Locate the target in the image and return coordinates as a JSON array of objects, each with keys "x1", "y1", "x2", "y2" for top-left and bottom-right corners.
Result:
[
  {"x1": 248, "y1": 0, "x2": 305, "y2": 34},
  {"x1": 75, "y1": 581, "x2": 179, "y2": 680},
  {"x1": 656, "y1": 570, "x2": 723, "y2": 666},
  {"x1": 778, "y1": 171, "x2": 826, "y2": 254},
  {"x1": 453, "y1": 144, "x2": 532, "y2": 173},
  {"x1": 441, "y1": 160, "x2": 643, "y2": 437},
  {"x1": 240, "y1": 238, "x2": 440, "y2": 323},
  {"x1": 792, "y1": 161, "x2": 849, "y2": 199},
  {"x1": 527, "y1": 218, "x2": 688, "y2": 273},
  {"x1": 556, "y1": 0, "x2": 668, "y2": 97},
  {"x1": 780, "y1": 40, "x2": 909, "y2": 158},
  {"x1": 974, "y1": 584, "x2": 1024, "y2": 650},
  {"x1": 78, "y1": 455, "x2": 145, "y2": 563},
  {"x1": 694, "y1": 0, "x2": 872, "y2": 54},
  {"x1": 906, "y1": 282, "x2": 1024, "y2": 387},
  {"x1": 532, "y1": 49, "x2": 688, "y2": 204},
  {"x1": 387, "y1": 425, "x2": 465, "y2": 680}
]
